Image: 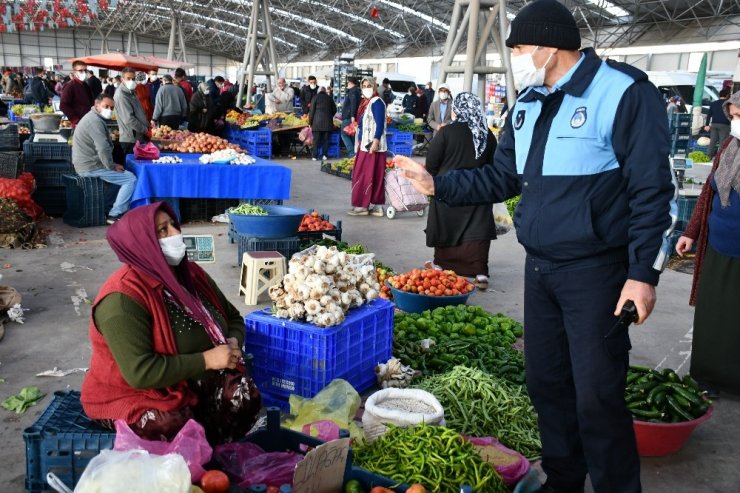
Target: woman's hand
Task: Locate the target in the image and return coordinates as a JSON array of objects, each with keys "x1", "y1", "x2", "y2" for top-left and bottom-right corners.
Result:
[
  {"x1": 676, "y1": 236, "x2": 694, "y2": 257},
  {"x1": 369, "y1": 138, "x2": 379, "y2": 154},
  {"x1": 394, "y1": 156, "x2": 435, "y2": 196},
  {"x1": 203, "y1": 344, "x2": 242, "y2": 370}
]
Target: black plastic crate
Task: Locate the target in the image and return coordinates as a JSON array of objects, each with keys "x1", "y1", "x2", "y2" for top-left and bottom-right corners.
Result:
[
  {"x1": 297, "y1": 215, "x2": 342, "y2": 242},
  {"x1": 33, "y1": 187, "x2": 67, "y2": 217},
  {"x1": 180, "y1": 198, "x2": 239, "y2": 222},
  {"x1": 62, "y1": 175, "x2": 118, "y2": 227},
  {"x1": 23, "y1": 141, "x2": 72, "y2": 164},
  {"x1": 237, "y1": 234, "x2": 300, "y2": 264},
  {"x1": 0, "y1": 123, "x2": 20, "y2": 150},
  {"x1": 0, "y1": 151, "x2": 23, "y2": 178},
  {"x1": 26, "y1": 160, "x2": 76, "y2": 188},
  {"x1": 24, "y1": 390, "x2": 116, "y2": 493}
]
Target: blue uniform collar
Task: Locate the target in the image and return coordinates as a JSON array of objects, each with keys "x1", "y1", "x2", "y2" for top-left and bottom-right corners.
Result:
[{"x1": 519, "y1": 48, "x2": 602, "y2": 103}]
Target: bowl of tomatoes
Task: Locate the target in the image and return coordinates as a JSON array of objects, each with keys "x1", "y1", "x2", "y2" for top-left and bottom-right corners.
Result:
[{"x1": 386, "y1": 268, "x2": 475, "y2": 313}]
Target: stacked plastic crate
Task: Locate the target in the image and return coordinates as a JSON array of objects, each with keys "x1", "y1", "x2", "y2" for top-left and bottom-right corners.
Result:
[
  {"x1": 327, "y1": 131, "x2": 341, "y2": 158},
  {"x1": 243, "y1": 127, "x2": 272, "y2": 158},
  {"x1": 23, "y1": 141, "x2": 75, "y2": 216},
  {"x1": 670, "y1": 114, "x2": 692, "y2": 156},
  {"x1": 386, "y1": 128, "x2": 414, "y2": 156},
  {"x1": 0, "y1": 123, "x2": 22, "y2": 178}
]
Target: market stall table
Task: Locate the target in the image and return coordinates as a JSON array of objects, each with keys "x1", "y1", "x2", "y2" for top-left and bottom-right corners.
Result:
[{"x1": 125, "y1": 153, "x2": 292, "y2": 208}]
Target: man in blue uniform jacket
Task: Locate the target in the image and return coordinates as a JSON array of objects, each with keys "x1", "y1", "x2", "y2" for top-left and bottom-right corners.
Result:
[{"x1": 395, "y1": 1, "x2": 676, "y2": 492}]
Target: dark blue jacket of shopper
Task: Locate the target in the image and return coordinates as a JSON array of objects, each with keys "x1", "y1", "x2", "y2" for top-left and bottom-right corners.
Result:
[
  {"x1": 434, "y1": 48, "x2": 676, "y2": 286},
  {"x1": 341, "y1": 86, "x2": 361, "y2": 121}
]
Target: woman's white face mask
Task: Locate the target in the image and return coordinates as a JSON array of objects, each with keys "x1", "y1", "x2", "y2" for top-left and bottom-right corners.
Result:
[
  {"x1": 731, "y1": 119, "x2": 740, "y2": 141},
  {"x1": 159, "y1": 234, "x2": 187, "y2": 266},
  {"x1": 362, "y1": 88, "x2": 374, "y2": 99},
  {"x1": 510, "y1": 46, "x2": 553, "y2": 90}
]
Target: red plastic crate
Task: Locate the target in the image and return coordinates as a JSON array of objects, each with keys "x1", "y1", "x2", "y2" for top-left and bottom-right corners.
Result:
[{"x1": 244, "y1": 299, "x2": 394, "y2": 401}]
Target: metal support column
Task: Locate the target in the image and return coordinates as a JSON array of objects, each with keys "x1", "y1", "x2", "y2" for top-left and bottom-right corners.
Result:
[
  {"x1": 236, "y1": 0, "x2": 279, "y2": 109},
  {"x1": 438, "y1": 0, "x2": 511, "y2": 107},
  {"x1": 167, "y1": 14, "x2": 188, "y2": 62},
  {"x1": 126, "y1": 32, "x2": 139, "y2": 56}
]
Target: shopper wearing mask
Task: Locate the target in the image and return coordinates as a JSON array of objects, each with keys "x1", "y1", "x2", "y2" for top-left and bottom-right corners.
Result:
[
  {"x1": 348, "y1": 77, "x2": 387, "y2": 217},
  {"x1": 27, "y1": 67, "x2": 51, "y2": 107},
  {"x1": 427, "y1": 83, "x2": 453, "y2": 135},
  {"x1": 381, "y1": 78, "x2": 394, "y2": 105},
  {"x1": 104, "y1": 76, "x2": 121, "y2": 99},
  {"x1": 72, "y1": 95, "x2": 138, "y2": 224},
  {"x1": 114, "y1": 67, "x2": 150, "y2": 158},
  {"x1": 134, "y1": 76, "x2": 154, "y2": 122},
  {"x1": 81, "y1": 202, "x2": 261, "y2": 445},
  {"x1": 147, "y1": 70, "x2": 161, "y2": 107},
  {"x1": 308, "y1": 86, "x2": 338, "y2": 161},
  {"x1": 676, "y1": 90, "x2": 740, "y2": 398},
  {"x1": 189, "y1": 82, "x2": 216, "y2": 134},
  {"x1": 394, "y1": 1, "x2": 674, "y2": 491},
  {"x1": 341, "y1": 77, "x2": 361, "y2": 158},
  {"x1": 152, "y1": 74, "x2": 188, "y2": 130},
  {"x1": 300, "y1": 75, "x2": 319, "y2": 115},
  {"x1": 61, "y1": 61, "x2": 95, "y2": 126}
]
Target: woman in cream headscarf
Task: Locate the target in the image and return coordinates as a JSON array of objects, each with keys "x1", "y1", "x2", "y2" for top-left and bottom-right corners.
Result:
[{"x1": 676, "y1": 89, "x2": 740, "y2": 397}]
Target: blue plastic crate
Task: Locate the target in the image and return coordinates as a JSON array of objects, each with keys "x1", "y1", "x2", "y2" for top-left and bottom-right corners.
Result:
[
  {"x1": 388, "y1": 143, "x2": 413, "y2": 156},
  {"x1": 244, "y1": 127, "x2": 272, "y2": 145},
  {"x1": 387, "y1": 130, "x2": 413, "y2": 145},
  {"x1": 672, "y1": 133, "x2": 690, "y2": 142},
  {"x1": 33, "y1": 186, "x2": 66, "y2": 216},
  {"x1": 26, "y1": 160, "x2": 75, "y2": 188},
  {"x1": 246, "y1": 142, "x2": 272, "y2": 158},
  {"x1": 62, "y1": 175, "x2": 109, "y2": 227},
  {"x1": 244, "y1": 298, "x2": 394, "y2": 401},
  {"x1": 329, "y1": 131, "x2": 341, "y2": 145},
  {"x1": 671, "y1": 141, "x2": 689, "y2": 156},
  {"x1": 24, "y1": 390, "x2": 116, "y2": 493},
  {"x1": 327, "y1": 143, "x2": 341, "y2": 158},
  {"x1": 670, "y1": 113, "x2": 692, "y2": 129},
  {"x1": 23, "y1": 141, "x2": 72, "y2": 163},
  {"x1": 237, "y1": 234, "x2": 301, "y2": 264},
  {"x1": 672, "y1": 126, "x2": 692, "y2": 135}
]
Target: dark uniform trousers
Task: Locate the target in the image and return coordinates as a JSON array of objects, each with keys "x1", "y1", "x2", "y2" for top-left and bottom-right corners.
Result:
[{"x1": 524, "y1": 256, "x2": 641, "y2": 493}]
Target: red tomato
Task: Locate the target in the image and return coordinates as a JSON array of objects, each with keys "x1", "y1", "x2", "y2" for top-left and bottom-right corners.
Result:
[{"x1": 200, "y1": 470, "x2": 230, "y2": 493}]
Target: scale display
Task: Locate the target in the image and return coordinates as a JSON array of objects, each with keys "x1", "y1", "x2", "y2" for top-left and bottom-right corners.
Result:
[
  {"x1": 183, "y1": 235, "x2": 215, "y2": 263},
  {"x1": 670, "y1": 157, "x2": 693, "y2": 170}
]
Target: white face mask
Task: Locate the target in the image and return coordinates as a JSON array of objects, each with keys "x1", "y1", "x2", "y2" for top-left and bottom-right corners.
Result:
[
  {"x1": 362, "y1": 88, "x2": 374, "y2": 99},
  {"x1": 159, "y1": 234, "x2": 187, "y2": 266},
  {"x1": 76, "y1": 71, "x2": 88, "y2": 82},
  {"x1": 510, "y1": 47, "x2": 553, "y2": 90},
  {"x1": 439, "y1": 92, "x2": 449, "y2": 101},
  {"x1": 99, "y1": 107, "x2": 113, "y2": 119},
  {"x1": 124, "y1": 80, "x2": 137, "y2": 91},
  {"x1": 731, "y1": 119, "x2": 740, "y2": 140},
  {"x1": 203, "y1": 90, "x2": 210, "y2": 95},
  {"x1": 149, "y1": 75, "x2": 157, "y2": 82},
  {"x1": 309, "y1": 83, "x2": 316, "y2": 89}
]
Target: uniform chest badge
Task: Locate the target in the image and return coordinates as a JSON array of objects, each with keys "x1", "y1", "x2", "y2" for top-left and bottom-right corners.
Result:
[
  {"x1": 514, "y1": 110, "x2": 525, "y2": 130},
  {"x1": 570, "y1": 107, "x2": 587, "y2": 128}
]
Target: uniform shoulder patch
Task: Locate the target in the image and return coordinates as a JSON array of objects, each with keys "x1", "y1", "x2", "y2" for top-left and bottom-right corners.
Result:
[
  {"x1": 514, "y1": 109, "x2": 526, "y2": 130},
  {"x1": 570, "y1": 106, "x2": 587, "y2": 128}
]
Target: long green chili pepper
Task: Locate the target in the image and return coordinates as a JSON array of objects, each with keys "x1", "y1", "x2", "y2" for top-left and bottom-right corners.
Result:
[
  {"x1": 413, "y1": 366, "x2": 542, "y2": 460},
  {"x1": 353, "y1": 423, "x2": 508, "y2": 493}
]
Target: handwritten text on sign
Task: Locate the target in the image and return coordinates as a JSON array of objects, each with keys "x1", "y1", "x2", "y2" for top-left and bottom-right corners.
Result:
[{"x1": 293, "y1": 438, "x2": 350, "y2": 493}]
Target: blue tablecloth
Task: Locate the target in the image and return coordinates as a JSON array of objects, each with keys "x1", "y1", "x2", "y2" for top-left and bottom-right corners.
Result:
[{"x1": 125, "y1": 154, "x2": 292, "y2": 208}]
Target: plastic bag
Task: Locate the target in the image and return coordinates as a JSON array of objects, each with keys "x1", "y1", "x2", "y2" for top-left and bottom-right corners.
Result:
[
  {"x1": 286, "y1": 379, "x2": 364, "y2": 442},
  {"x1": 133, "y1": 140, "x2": 160, "y2": 160},
  {"x1": 298, "y1": 126, "x2": 313, "y2": 146},
  {"x1": 384, "y1": 168, "x2": 428, "y2": 212},
  {"x1": 362, "y1": 388, "x2": 445, "y2": 443},
  {"x1": 492, "y1": 202, "x2": 513, "y2": 235},
  {"x1": 465, "y1": 436, "x2": 530, "y2": 487},
  {"x1": 343, "y1": 121, "x2": 357, "y2": 136},
  {"x1": 74, "y1": 449, "x2": 191, "y2": 493},
  {"x1": 113, "y1": 418, "x2": 212, "y2": 482},
  {"x1": 213, "y1": 441, "x2": 302, "y2": 488}
]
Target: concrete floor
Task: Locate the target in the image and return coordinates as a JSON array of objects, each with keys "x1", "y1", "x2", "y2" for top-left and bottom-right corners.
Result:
[{"x1": 0, "y1": 158, "x2": 737, "y2": 492}]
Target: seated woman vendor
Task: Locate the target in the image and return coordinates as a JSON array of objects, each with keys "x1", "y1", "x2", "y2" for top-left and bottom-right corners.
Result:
[{"x1": 81, "y1": 202, "x2": 260, "y2": 444}]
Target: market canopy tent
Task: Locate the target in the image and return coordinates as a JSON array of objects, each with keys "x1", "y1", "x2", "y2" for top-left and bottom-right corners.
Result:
[{"x1": 70, "y1": 53, "x2": 159, "y2": 72}]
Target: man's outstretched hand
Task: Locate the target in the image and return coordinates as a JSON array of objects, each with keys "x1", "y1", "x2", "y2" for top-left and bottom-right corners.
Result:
[{"x1": 393, "y1": 156, "x2": 435, "y2": 196}]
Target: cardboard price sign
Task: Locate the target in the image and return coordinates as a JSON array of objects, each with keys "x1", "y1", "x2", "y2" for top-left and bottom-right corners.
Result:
[{"x1": 293, "y1": 438, "x2": 350, "y2": 493}]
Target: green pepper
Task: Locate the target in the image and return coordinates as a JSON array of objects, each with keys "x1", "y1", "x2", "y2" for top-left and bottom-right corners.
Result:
[
  {"x1": 344, "y1": 480, "x2": 364, "y2": 493},
  {"x1": 463, "y1": 324, "x2": 477, "y2": 336}
]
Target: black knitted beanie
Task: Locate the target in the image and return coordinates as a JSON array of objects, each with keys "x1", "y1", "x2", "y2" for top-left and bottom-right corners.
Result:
[{"x1": 506, "y1": 0, "x2": 581, "y2": 50}]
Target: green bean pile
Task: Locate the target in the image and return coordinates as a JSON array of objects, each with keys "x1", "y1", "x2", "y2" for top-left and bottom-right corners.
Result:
[
  {"x1": 414, "y1": 366, "x2": 541, "y2": 460},
  {"x1": 353, "y1": 423, "x2": 507, "y2": 493},
  {"x1": 229, "y1": 203, "x2": 268, "y2": 215}
]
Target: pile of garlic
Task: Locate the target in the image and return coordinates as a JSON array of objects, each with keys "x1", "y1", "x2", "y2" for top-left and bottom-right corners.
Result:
[{"x1": 268, "y1": 245, "x2": 381, "y2": 327}]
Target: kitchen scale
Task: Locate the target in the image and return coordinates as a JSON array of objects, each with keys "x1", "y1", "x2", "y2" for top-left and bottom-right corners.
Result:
[
  {"x1": 670, "y1": 155, "x2": 693, "y2": 190},
  {"x1": 32, "y1": 131, "x2": 68, "y2": 143},
  {"x1": 183, "y1": 234, "x2": 215, "y2": 263}
]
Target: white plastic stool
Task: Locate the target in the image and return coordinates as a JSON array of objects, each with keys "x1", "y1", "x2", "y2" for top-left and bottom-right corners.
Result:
[{"x1": 239, "y1": 251, "x2": 286, "y2": 305}]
